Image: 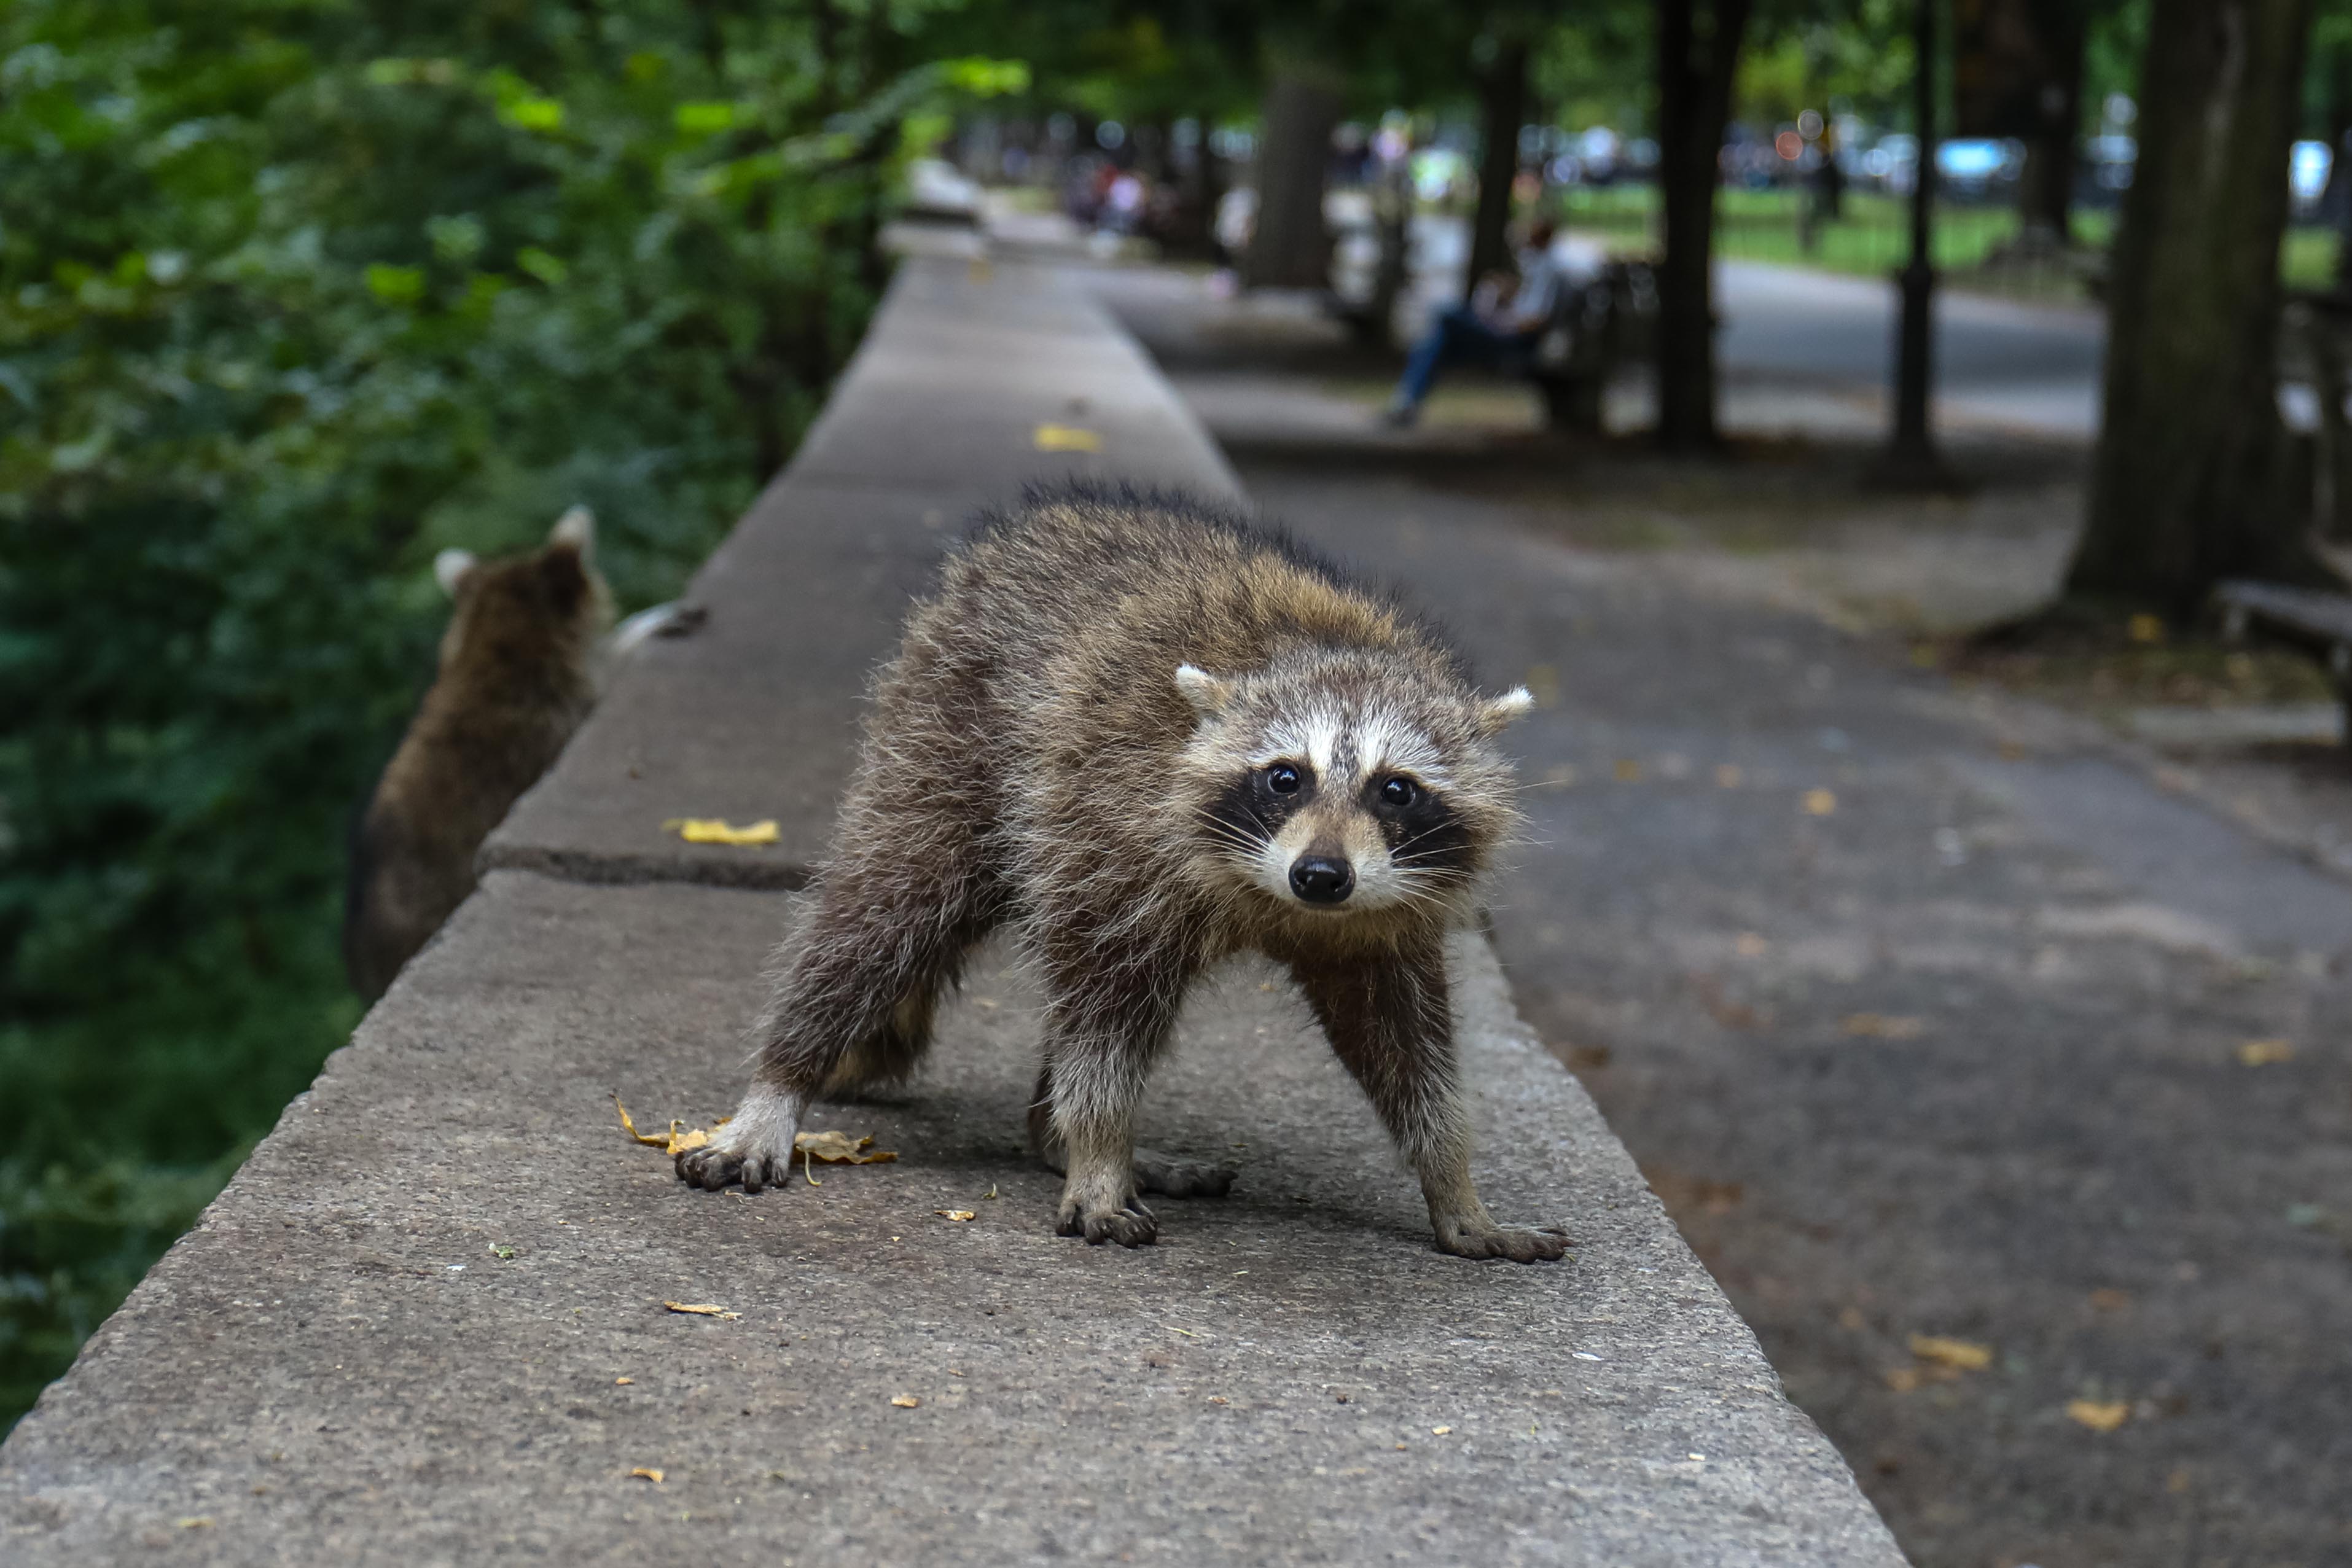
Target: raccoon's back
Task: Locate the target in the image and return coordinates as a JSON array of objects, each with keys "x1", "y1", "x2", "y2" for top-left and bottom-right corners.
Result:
[
  {"x1": 342, "y1": 666, "x2": 592, "y2": 999},
  {"x1": 942, "y1": 486, "x2": 1420, "y2": 706}
]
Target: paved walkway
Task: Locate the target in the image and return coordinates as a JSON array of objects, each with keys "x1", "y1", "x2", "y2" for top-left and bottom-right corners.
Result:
[
  {"x1": 0, "y1": 243, "x2": 1902, "y2": 1564},
  {"x1": 1080, "y1": 255, "x2": 2352, "y2": 1568}
]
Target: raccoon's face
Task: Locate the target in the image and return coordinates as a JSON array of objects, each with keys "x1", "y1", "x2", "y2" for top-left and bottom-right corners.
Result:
[{"x1": 1172, "y1": 658, "x2": 1530, "y2": 924}]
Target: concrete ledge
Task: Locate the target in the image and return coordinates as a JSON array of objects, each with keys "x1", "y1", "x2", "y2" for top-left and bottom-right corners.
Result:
[
  {"x1": 0, "y1": 248, "x2": 1904, "y2": 1562},
  {"x1": 0, "y1": 872, "x2": 1901, "y2": 1564}
]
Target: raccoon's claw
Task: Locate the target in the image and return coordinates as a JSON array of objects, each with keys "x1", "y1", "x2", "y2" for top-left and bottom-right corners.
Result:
[
  {"x1": 676, "y1": 1147, "x2": 791, "y2": 1193},
  {"x1": 1432, "y1": 1218, "x2": 1571, "y2": 1264},
  {"x1": 1057, "y1": 1194, "x2": 1159, "y2": 1248},
  {"x1": 1131, "y1": 1149, "x2": 1237, "y2": 1199}
]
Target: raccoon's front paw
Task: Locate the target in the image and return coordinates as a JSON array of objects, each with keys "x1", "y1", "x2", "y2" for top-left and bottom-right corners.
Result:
[
  {"x1": 1131, "y1": 1147, "x2": 1237, "y2": 1199},
  {"x1": 1056, "y1": 1189, "x2": 1159, "y2": 1248},
  {"x1": 674, "y1": 1091, "x2": 799, "y2": 1195},
  {"x1": 1432, "y1": 1214, "x2": 1571, "y2": 1264}
]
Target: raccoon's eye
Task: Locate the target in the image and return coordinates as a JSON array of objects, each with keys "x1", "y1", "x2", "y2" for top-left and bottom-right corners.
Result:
[
  {"x1": 1265, "y1": 763, "x2": 1302, "y2": 795},
  {"x1": 1379, "y1": 776, "x2": 1418, "y2": 808}
]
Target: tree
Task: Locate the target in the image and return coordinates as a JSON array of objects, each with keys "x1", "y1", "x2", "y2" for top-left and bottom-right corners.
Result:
[
  {"x1": 1953, "y1": 0, "x2": 2090, "y2": 246},
  {"x1": 1465, "y1": 28, "x2": 1532, "y2": 294},
  {"x1": 1241, "y1": 60, "x2": 1344, "y2": 289},
  {"x1": 1655, "y1": 0, "x2": 1756, "y2": 450},
  {"x1": 2066, "y1": 0, "x2": 2326, "y2": 615}
]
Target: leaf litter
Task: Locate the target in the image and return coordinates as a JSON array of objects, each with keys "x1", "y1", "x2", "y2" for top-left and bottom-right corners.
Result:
[{"x1": 615, "y1": 1096, "x2": 896, "y2": 1165}]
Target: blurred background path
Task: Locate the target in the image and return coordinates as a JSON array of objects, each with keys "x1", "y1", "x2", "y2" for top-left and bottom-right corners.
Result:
[{"x1": 1065, "y1": 240, "x2": 2352, "y2": 1568}]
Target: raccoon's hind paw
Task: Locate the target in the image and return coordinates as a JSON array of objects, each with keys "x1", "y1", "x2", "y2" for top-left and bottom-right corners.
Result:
[
  {"x1": 1432, "y1": 1215, "x2": 1571, "y2": 1264},
  {"x1": 1131, "y1": 1149, "x2": 1237, "y2": 1199},
  {"x1": 1056, "y1": 1191, "x2": 1159, "y2": 1248}
]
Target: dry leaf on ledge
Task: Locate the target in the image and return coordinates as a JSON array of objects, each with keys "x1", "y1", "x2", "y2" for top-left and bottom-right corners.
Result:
[
  {"x1": 1033, "y1": 424, "x2": 1102, "y2": 452},
  {"x1": 615, "y1": 1098, "x2": 895, "y2": 1165},
  {"x1": 663, "y1": 817, "x2": 779, "y2": 846},
  {"x1": 630, "y1": 1468, "x2": 665, "y2": 1484},
  {"x1": 937, "y1": 1209, "x2": 977, "y2": 1222},
  {"x1": 890, "y1": 1394, "x2": 921, "y2": 1408},
  {"x1": 663, "y1": 1301, "x2": 740, "y2": 1320}
]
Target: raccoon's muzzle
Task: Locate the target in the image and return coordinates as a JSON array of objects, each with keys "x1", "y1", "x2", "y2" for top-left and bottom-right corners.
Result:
[{"x1": 1288, "y1": 854, "x2": 1355, "y2": 904}]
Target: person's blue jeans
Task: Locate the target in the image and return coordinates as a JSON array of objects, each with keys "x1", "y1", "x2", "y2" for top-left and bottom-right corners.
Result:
[{"x1": 1394, "y1": 305, "x2": 1538, "y2": 407}]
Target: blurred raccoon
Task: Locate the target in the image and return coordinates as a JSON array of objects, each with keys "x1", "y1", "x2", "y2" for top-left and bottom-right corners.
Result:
[
  {"x1": 678, "y1": 483, "x2": 1566, "y2": 1262},
  {"x1": 343, "y1": 507, "x2": 613, "y2": 1002}
]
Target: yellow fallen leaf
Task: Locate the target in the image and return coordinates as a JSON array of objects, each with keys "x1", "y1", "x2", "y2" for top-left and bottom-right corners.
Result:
[
  {"x1": 177, "y1": 1518, "x2": 215, "y2": 1530},
  {"x1": 630, "y1": 1467, "x2": 665, "y2": 1484},
  {"x1": 663, "y1": 1301, "x2": 740, "y2": 1320},
  {"x1": 1802, "y1": 789, "x2": 1838, "y2": 816},
  {"x1": 891, "y1": 1394, "x2": 921, "y2": 1408},
  {"x1": 794, "y1": 1129, "x2": 898, "y2": 1164},
  {"x1": 1843, "y1": 1013, "x2": 1927, "y2": 1040},
  {"x1": 2127, "y1": 613, "x2": 2165, "y2": 645},
  {"x1": 1033, "y1": 423, "x2": 1102, "y2": 452},
  {"x1": 2067, "y1": 1399, "x2": 2130, "y2": 1432},
  {"x1": 937, "y1": 1209, "x2": 976, "y2": 1222},
  {"x1": 617, "y1": 1098, "x2": 895, "y2": 1164},
  {"x1": 1908, "y1": 1335, "x2": 1992, "y2": 1371},
  {"x1": 2237, "y1": 1039, "x2": 2294, "y2": 1066},
  {"x1": 615, "y1": 1377, "x2": 634, "y2": 1385},
  {"x1": 1613, "y1": 759, "x2": 1643, "y2": 783},
  {"x1": 1431, "y1": 1425, "x2": 1453, "y2": 1435},
  {"x1": 665, "y1": 817, "x2": 779, "y2": 846},
  {"x1": 614, "y1": 1098, "x2": 713, "y2": 1156}
]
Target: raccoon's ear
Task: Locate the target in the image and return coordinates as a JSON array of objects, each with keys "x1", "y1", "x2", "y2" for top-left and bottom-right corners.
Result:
[
  {"x1": 549, "y1": 505, "x2": 596, "y2": 562},
  {"x1": 1173, "y1": 664, "x2": 1233, "y2": 720},
  {"x1": 1474, "y1": 686, "x2": 1534, "y2": 736},
  {"x1": 432, "y1": 548, "x2": 478, "y2": 598}
]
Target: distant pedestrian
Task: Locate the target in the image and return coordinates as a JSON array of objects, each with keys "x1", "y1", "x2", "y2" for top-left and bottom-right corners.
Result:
[{"x1": 1385, "y1": 217, "x2": 1565, "y2": 426}]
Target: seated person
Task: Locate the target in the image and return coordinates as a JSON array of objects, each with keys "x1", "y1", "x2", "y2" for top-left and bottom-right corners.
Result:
[{"x1": 1385, "y1": 217, "x2": 1564, "y2": 426}]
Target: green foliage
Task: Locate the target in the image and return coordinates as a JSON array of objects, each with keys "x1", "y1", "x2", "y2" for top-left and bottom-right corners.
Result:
[{"x1": 0, "y1": 0, "x2": 1008, "y2": 1429}]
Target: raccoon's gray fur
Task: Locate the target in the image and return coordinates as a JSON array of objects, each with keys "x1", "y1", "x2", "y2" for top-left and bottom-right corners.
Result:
[
  {"x1": 343, "y1": 507, "x2": 613, "y2": 1002},
  {"x1": 679, "y1": 484, "x2": 1563, "y2": 1261}
]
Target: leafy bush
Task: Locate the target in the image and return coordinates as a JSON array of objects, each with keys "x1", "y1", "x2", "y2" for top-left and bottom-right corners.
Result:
[{"x1": 0, "y1": 0, "x2": 1012, "y2": 1426}]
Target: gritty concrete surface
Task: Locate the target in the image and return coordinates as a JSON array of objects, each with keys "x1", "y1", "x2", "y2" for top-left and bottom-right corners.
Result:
[
  {"x1": 0, "y1": 873, "x2": 1902, "y2": 1566},
  {"x1": 1076, "y1": 254, "x2": 2352, "y2": 1567},
  {"x1": 0, "y1": 245, "x2": 1905, "y2": 1562}
]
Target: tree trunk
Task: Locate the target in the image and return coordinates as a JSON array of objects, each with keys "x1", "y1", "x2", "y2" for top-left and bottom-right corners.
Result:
[
  {"x1": 2015, "y1": 13, "x2": 2086, "y2": 243},
  {"x1": 1654, "y1": 0, "x2": 1754, "y2": 450},
  {"x1": 1242, "y1": 66, "x2": 1342, "y2": 291},
  {"x1": 1466, "y1": 37, "x2": 1530, "y2": 298},
  {"x1": 2066, "y1": 0, "x2": 2324, "y2": 616}
]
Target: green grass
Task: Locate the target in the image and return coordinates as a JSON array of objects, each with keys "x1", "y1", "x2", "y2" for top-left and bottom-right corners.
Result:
[{"x1": 1553, "y1": 184, "x2": 2341, "y2": 296}]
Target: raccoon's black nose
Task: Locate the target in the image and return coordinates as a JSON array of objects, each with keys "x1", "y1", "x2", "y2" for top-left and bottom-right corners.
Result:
[{"x1": 1289, "y1": 856, "x2": 1354, "y2": 904}]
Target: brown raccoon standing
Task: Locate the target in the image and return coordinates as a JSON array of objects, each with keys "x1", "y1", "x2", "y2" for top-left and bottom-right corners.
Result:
[
  {"x1": 343, "y1": 507, "x2": 613, "y2": 1001},
  {"x1": 679, "y1": 484, "x2": 1565, "y2": 1262}
]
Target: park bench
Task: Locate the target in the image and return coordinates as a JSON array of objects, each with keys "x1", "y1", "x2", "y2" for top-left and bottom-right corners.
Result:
[
  {"x1": 1525, "y1": 256, "x2": 1657, "y2": 434},
  {"x1": 2213, "y1": 579, "x2": 2352, "y2": 747}
]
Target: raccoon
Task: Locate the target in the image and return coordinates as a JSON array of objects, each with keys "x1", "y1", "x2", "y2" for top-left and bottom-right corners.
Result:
[
  {"x1": 679, "y1": 485, "x2": 1565, "y2": 1262},
  {"x1": 343, "y1": 507, "x2": 614, "y2": 1002}
]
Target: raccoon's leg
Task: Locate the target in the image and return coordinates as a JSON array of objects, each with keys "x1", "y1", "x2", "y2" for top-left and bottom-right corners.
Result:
[
  {"x1": 679, "y1": 732, "x2": 1002, "y2": 1193},
  {"x1": 1289, "y1": 940, "x2": 1569, "y2": 1263},
  {"x1": 1029, "y1": 948, "x2": 1191, "y2": 1247},
  {"x1": 1028, "y1": 1063, "x2": 1237, "y2": 1198}
]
